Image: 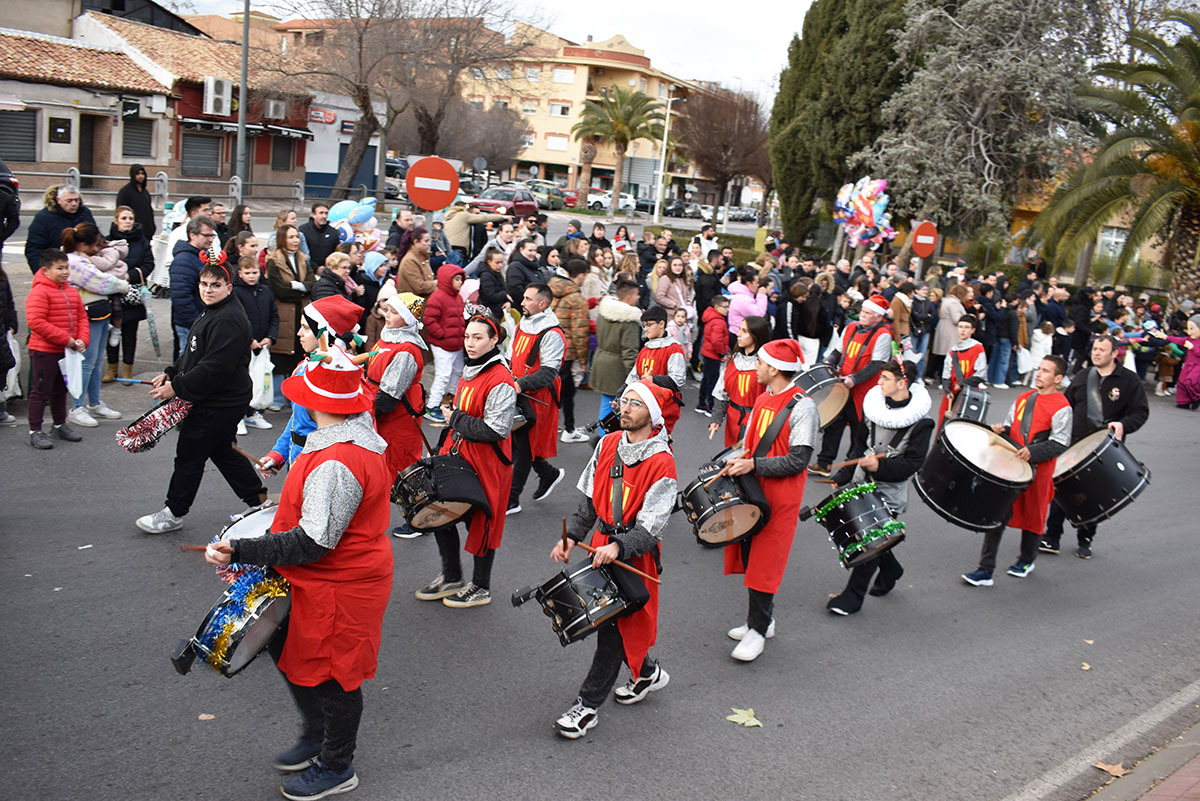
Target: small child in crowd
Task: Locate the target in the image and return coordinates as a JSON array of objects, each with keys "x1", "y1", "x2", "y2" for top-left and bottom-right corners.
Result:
[
  {"x1": 696, "y1": 295, "x2": 730, "y2": 415},
  {"x1": 422, "y1": 263, "x2": 467, "y2": 427},
  {"x1": 668, "y1": 307, "x2": 693, "y2": 361},
  {"x1": 24, "y1": 249, "x2": 88, "y2": 449},
  {"x1": 232, "y1": 256, "x2": 279, "y2": 433}
]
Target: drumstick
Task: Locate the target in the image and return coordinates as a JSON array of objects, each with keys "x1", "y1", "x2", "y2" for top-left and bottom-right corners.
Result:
[
  {"x1": 521, "y1": 394, "x2": 549, "y2": 406},
  {"x1": 708, "y1": 428, "x2": 716, "y2": 440},
  {"x1": 180, "y1": 544, "x2": 208, "y2": 552},
  {"x1": 574, "y1": 540, "x2": 662, "y2": 585},
  {"x1": 828, "y1": 453, "x2": 889, "y2": 471},
  {"x1": 232, "y1": 444, "x2": 259, "y2": 466},
  {"x1": 416, "y1": 422, "x2": 436, "y2": 457},
  {"x1": 114, "y1": 377, "x2": 154, "y2": 385},
  {"x1": 561, "y1": 517, "x2": 569, "y2": 552},
  {"x1": 702, "y1": 449, "x2": 748, "y2": 489}
]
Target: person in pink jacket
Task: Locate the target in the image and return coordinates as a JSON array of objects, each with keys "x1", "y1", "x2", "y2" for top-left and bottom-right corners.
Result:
[{"x1": 726, "y1": 266, "x2": 769, "y2": 351}]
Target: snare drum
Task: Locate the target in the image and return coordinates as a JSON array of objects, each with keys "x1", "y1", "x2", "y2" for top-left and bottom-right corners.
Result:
[
  {"x1": 215, "y1": 505, "x2": 277, "y2": 583},
  {"x1": 679, "y1": 446, "x2": 770, "y2": 547},
  {"x1": 512, "y1": 559, "x2": 636, "y2": 646},
  {"x1": 950, "y1": 386, "x2": 991, "y2": 423},
  {"x1": 171, "y1": 568, "x2": 291, "y2": 677},
  {"x1": 812, "y1": 482, "x2": 906, "y2": 568},
  {"x1": 1053, "y1": 429, "x2": 1151, "y2": 526},
  {"x1": 392, "y1": 454, "x2": 491, "y2": 531},
  {"x1": 914, "y1": 419, "x2": 1033, "y2": 531},
  {"x1": 795, "y1": 364, "x2": 850, "y2": 429}
]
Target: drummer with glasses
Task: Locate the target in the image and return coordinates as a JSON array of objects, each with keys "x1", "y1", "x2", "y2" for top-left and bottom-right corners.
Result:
[
  {"x1": 1039, "y1": 335, "x2": 1148, "y2": 559},
  {"x1": 962, "y1": 355, "x2": 1072, "y2": 587}
]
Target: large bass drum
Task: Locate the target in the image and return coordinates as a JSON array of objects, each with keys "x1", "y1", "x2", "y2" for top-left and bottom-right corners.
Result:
[
  {"x1": 914, "y1": 419, "x2": 1033, "y2": 532},
  {"x1": 794, "y1": 364, "x2": 850, "y2": 429},
  {"x1": 1053, "y1": 429, "x2": 1151, "y2": 526},
  {"x1": 679, "y1": 445, "x2": 770, "y2": 547}
]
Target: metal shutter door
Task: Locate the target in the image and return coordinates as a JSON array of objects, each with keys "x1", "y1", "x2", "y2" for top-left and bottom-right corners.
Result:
[
  {"x1": 122, "y1": 119, "x2": 153, "y2": 158},
  {"x1": 181, "y1": 134, "x2": 221, "y2": 175},
  {"x1": 0, "y1": 110, "x2": 37, "y2": 162}
]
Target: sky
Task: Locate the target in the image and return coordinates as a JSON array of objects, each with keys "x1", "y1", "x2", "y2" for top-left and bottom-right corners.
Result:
[{"x1": 185, "y1": 0, "x2": 809, "y2": 102}]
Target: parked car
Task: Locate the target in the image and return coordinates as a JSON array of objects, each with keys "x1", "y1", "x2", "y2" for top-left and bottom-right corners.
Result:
[
  {"x1": 587, "y1": 190, "x2": 636, "y2": 211},
  {"x1": 524, "y1": 179, "x2": 566, "y2": 210},
  {"x1": 684, "y1": 202, "x2": 703, "y2": 218},
  {"x1": 663, "y1": 199, "x2": 687, "y2": 217},
  {"x1": 635, "y1": 196, "x2": 655, "y2": 214},
  {"x1": 561, "y1": 188, "x2": 578, "y2": 208},
  {"x1": 470, "y1": 186, "x2": 538, "y2": 217},
  {"x1": 458, "y1": 177, "x2": 483, "y2": 196}
]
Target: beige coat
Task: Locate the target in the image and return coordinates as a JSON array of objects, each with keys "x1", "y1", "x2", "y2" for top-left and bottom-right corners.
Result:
[
  {"x1": 443, "y1": 205, "x2": 508, "y2": 250},
  {"x1": 266, "y1": 248, "x2": 314, "y2": 356},
  {"x1": 396, "y1": 250, "x2": 436, "y2": 298}
]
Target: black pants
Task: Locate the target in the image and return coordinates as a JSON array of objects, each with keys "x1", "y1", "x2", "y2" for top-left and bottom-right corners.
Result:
[
  {"x1": 817, "y1": 400, "x2": 861, "y2": 466},
  {"x1": 559, "y1": 361, "x2": 577, "y2": 431},
  {"x1": 979, "y1": 527, "x2": 1039, "y2": 572},
  {"x1": 579, "y1": 621, "x2": 654, "y2": 708},
  {"x1": 106, "y1": 318, "x2": 140, "y2": 365},
  {"x1": 165, "y1": 405, "x2": 267, "y2": 517},
  {"x1": 1043, "y1": 499, "x2": 1097, "y2": 545},
  {"x1": 268, "y1": 622, "x2": 362, "y2": 773},
  {"x1": 747, "y1": 588, "x2": 774, "y2": 636},
  {"x1": 690, "y1": 319, "x2": 706, "y2": 372},
  {"x1": 509, "y1": 424, "x2": 556, "y2": 503},
  {"x1": 698, "y1": 355, "x2": 722, "y2": 411},
  {"x1": 432, "y1": 526, "x2": 495, "y2": 589},
  {"x1": 833, "y1": 550, "x2": 903, "y2": 613}
]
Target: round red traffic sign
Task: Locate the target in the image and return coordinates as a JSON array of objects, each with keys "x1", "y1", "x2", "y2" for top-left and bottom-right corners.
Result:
[
  {"x1": 405, "y1": 156, "x2": 460, "y2": 211},
  {"x1": 911, "y1": 220, "x2": 938, "y2": 259}
]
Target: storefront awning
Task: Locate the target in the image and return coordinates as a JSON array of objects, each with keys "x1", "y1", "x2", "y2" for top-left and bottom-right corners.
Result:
[
  {"x1": 266, "y1": 124, "x2": 314, "y2": 140},
  {"x1": 0, "y1": 93, "x2": 27, "y2": 112},
  {"x1": 179, "y1": 117, "x2": 264, "y2": 135}
]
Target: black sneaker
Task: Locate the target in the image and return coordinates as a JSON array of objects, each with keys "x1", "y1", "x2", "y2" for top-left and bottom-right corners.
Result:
[
  {"x1": 442, "y1": 582, "x2": 491, "y2": 608},
  {"x1": 1076, "y1": 542, "x2": 1093, "y2": 559},
  {"x1": 1038, "y1": 539, "x2": 1060, "y2": 555},
  {"x1": 391, "y1": 524, "x2": 422, "y2": 539},
  {"x1": 809, "y1": 463, "x2": 832, "y2": 477},
  {"x1": 273, "y1": 736, "x2": 322, "y2": 772},
  {"x1": 555, "y1": 698, "x2": 598, "y2": 739},
  {"x1": 414, "y1": 573, "x2": 464, "y2": 601},
  {"x1": 50, "y1": 423, "x2": 83, "y2": 442},
  {"x1": 533, "y1": 467, "x2": 566, "y2": 501},
  {"x1": 614, "y1": 662, "x2": 670, "y2": 705},
  {"x1": 280, "y1": 759, "x2": 358, "y2": 800}
]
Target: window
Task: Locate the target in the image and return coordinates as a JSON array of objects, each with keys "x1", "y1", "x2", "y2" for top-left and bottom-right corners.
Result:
[
  {"x1": 480, "y1": 188, "x2": 514, "y2": 201},
  {"x1": 639, "y1": 77, "x2": 647, "y2": 92},
  {"x1": 549, "y1": 102, "x2": 571, "y2": 117},
  {"x1": 467, "y1": 96, "x2": 484, "y2": 108},
  {"x1": 521, "y1": 99, "x2": 537, "y2": 115},
  {"x1": 659, "y1": 83, "x2": 666, "y2": 97},
  {"x1": 469, "y1": 67, "x2": 485, "y2": 80},
  {"x1": 181, "y1": 133, "x2": 221, "y2": 176},
  {"x1": 525, "y1": 66, "x2": 541, "y2": 82},
  {"x1": 1098, "y1": 226, "x2": 1129, "y2": 261},
  {"x1": 497, "y1": 66, "x2": 512, "y2": 80},
  {"x1": 519, "y1": 132, "x2": 534, "y2": 149},
  {"x1": 122, "y1": 118, "x2": 153, "y2": 158},
  {"x1": 271, "y1": 136, "x2": 293, "y2": 171},
  {"x1": 493, "y1": 98, "x2": 509, "y2": 109},
  {"x1": 552, "y1": 67, "x2": 574, "y2": 84},
  {"x1": 0, "y1": 110, "x2": 37, "y2": 161},
  {"x1": 546, "y1": 134, "x2": 568, "y2": 152}
]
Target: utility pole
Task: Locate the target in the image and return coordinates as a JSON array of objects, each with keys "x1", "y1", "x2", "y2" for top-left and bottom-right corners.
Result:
[
  {"x1": 235, "y1": 0, "x2": 250, "y2": 183},
  {"x1": 653, "y1": 87, "x2": 676, "y2": 225}
]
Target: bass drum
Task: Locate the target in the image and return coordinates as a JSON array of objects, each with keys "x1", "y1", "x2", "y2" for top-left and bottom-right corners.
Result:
[
  {"x1": 392, "y1": 454, "x2": 491, "y2": 531},
  {"x1": 795, "y1": 364, "x2": 850, "y2": 429},
  {"x1": 1053, "y1": 429, "x2": 1151, "y2": 526},
  {"x1": 950, "y1": 386, "x2": 990, "y2": 423},
  {"x1": 679, "y1": 445, "x2": 770, "y2": 547},
  {"x1": 914, "y1": 419, "x2": 1033, "y2": 532}
]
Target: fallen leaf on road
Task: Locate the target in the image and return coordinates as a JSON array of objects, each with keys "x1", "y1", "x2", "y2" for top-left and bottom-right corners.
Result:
[
  {"x1": 1084, "y1": 639, "x2": 1094, "y2": 645},
  {"x1": 1082, "y1": 662, "x2": 1091, "y2": 671},
  {"x1": 198, "y1": 714, "x2": 215, "y2": 721},
  {"x1": 727, "y1": 707, "x2": 763, "y2": 728},
  {"x1": 1095, "y1": 761, "x2": 1126, "y2": 777},
  {"x1": 78, "y1": 544, "x2": 93, "y2": 550},
  {"x1": 53, "y1": 587, "x2": 62, "y2": 592}
]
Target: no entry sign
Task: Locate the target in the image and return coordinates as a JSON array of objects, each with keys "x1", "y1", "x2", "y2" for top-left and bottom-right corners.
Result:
[
  {"x1": 405, "y1": 156, "x2": 460, "y2": 211},
  {"x1": 911, "y1": 221, "x2": 938, "y2": 259}
]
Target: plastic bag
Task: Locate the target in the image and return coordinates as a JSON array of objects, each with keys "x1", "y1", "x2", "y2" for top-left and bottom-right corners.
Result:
[
  {"x1": 249, "y1": 348, "x2": 274, "y2": 410},
  {"x1": 59, "y1": 348, "x2": 84, "y2": 399},
  {"x1": 2, "y1": 332, "x2": 21, "y2": 400},
  {"x1": 1016, "y1": 346, "x2": 1034, "y2": 375}
]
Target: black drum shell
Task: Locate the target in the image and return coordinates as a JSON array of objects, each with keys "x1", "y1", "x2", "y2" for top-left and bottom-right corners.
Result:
[
  {"x1": 391, "y1": 454, "x2": 491, "y2": 531},
  {"x1": 813, "y1": 487, "x2": 905, "y2": 569},
  {"x1": 950, "y1": 387, "x2": 990, "y2": 423},
  {"x1": 794, "y1": 364, "x2": 851, "y2": 429},
  {"x1": 1052, "y1": 431, "x2": 1151, "y2": 527},
  {"x1": 532, "y1": 560, "x2": 632, "y2": 646},
  {"x1": 679, "y1": 468, "x2": 770, "y2": 548}
]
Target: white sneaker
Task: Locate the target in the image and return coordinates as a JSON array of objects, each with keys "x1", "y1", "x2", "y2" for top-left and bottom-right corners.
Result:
[
  {"x1": 87, "y1": 402, "x2": 122, "y2": 420},
  {"x1": 993, "y1": 383, "x2": 1009, "y2": 390},
  {"x1": 67, "y1": 406, "x2": 99, "y2": 428},
  {"x1": 731, "y1": 629, "x2": 766, "y2": 662},
  {"x1": 244, "y1": 412, "x2": 273, "y2": 430},
  {"x1": 560, "y1": 428, "x2": 589, "y2": 443},
  {"x1": 727, "y1": 619, "x2": 776, "y2": 641},
  {"x1": 236, "y1": 419, "x2": 248, "y2": 436},
  {"x1": 136, "y1": 507, "x2": 184, "y2": 534},
  {"x1": 555, "y1": 698, "x2": 598, "y2": 739}
]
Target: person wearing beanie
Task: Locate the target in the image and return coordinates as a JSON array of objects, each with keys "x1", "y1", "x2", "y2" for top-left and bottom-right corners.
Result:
[
  {"x1": 811, "y1": 294, "x2": 893, "y2": 476},
  {"x1": 720, "y1": 338, "x2": 819, "y2": 662},
  {"x1": 135, "y1": 259, "x2": 268, "y2": 534},
  {"x1": 550, "y1": 377, "x2": 678, "y2": 740},
  {"x1": 364, "y1": 292, "x2": 429, "y2": 538},
  {"x1": 827, "y1": 360, "x2": 934, "y2": 615},
  {"x1": 938, "y1": 315, "x2": 988, "y2": 427},
  {"x1": 205, "y1": 347, "x2": 393, "y2": 801},
  {"x1": 553, "y1": 219, "x2": 586, "y2": 253},
  {"x1": 614, "y1": 305, "x2": 687, "y2": 433},
  {"x1": 416, "y1": 315, "x2": 517, "y2": 609}
]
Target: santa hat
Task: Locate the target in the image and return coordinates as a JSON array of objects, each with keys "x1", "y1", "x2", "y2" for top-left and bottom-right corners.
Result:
[
  {"x1": 624, "y1": 377, "x2": 676, "y2": 427},
  {"x1": 376, "y1": 282, "x2": 398, "y2": 305},
  {"x1": 758, "y1": 339, "x2": 806, "y2": 372},
  {"x1": 281, "y1": 345, "x2": 371, "y2": 415},
  {"x1": 861, "y1": 295, "x2": 891, "y2": 317},
  {"x1": 303, "y1": 295, "x2": 363, "y2": 340},
  {"x1": 385, "y1": 292, "x2": 425, "y2": 327}
]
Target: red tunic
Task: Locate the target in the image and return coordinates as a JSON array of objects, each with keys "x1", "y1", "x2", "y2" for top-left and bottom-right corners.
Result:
[
  {"x1": 723, "y1": 357, "x2": 764, "y2": 448},
  {"x1": 273, "y1": 441, "x2": 394, "y2": 691},
  {"x1": 510, "y1": 324, "x2": 565, "y2": 459},
  {"x1": 589, "y1": 432, "x2": 676, "y2": 671},
  {"x1": 634, "y1": 341, "x2": 685, "y2": 433},
  {"x1": 724, "y1": 386, "x2": 808, "y2": 593},
  {"x1": 364, "y1": 339, "x2": 425, "y2": 476},
  {"x1": 1006, "y1": 389, "x2": 1070, "y2": 534},
  {"x1": 442, "y1": 361, "x2": 515, "y2": 555},
  {"x1": 937, "y1": 342, "x2": 986, "y2": 425},
  {"x1": 839, "y1": 322, "x2": 892, "y2": 413}
]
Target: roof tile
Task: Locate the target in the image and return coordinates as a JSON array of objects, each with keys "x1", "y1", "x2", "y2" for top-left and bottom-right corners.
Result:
[{"x1": 0, "y1": 28, "x2": 166, "y2": 94}]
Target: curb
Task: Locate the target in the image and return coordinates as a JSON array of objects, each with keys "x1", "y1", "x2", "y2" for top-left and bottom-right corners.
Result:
[{"x1": 1092, "y1": 724, "x2": 1200, "y2": 801}]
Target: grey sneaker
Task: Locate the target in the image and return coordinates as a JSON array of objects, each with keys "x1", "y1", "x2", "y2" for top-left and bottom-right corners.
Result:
[
  {"x1": 86, "y1": 402, "x2": 122, "y2": 420},
  {"x1": 136, "y1": 507, "x2": 184, "y2": 534},
  {"x1": 414, "y1": 573, "x2": 464, "y2": 601},
  {"x1": 443, "y1": 582, "x2": 491, "y2": 608},
  {"x1": 49, "y1": 424, "x2": 82, "y2": 442},
  {"x1": 29, "y1": 431, "x2": 53, "y2": 450}
]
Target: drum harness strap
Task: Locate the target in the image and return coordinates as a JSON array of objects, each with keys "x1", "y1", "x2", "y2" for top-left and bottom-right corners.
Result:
[
  {"x1": 365, "y1": 373, "x2": 427, "y2": 417},
  {"x1": 1085, "y1": 367, "x2": 1105, "y2": 429},
  {"x1": 521, "y1": 326, "x2": 564, "y2": 406},
  {"x1": 600, "y1": 447, "x2": 663, "y2": 576},
  {"x1": 1016, "y1": 393, "x2": 1052, "y2": 445},
  {"x1": 738, "y1": 393, "x2": 802, "y2": 566}
]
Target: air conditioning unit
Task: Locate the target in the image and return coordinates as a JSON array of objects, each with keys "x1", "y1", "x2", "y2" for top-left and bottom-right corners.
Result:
[
  {"x1": 264, "y1": 99, "x2": 287, "y2": 119},
  {"x1": 149, "y1": 95, "x2": 167, "y2": 114},
  {"x1": 203, "y1": 76, "x2": 233, "y2": 116}
]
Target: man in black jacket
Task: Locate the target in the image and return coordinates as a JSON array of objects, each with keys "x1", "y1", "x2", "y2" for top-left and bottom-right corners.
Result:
[
  {"x1": 1039, "y1": 335, "x2": 1149, "y2": 559},
  {"x1": 24, "y1": 185, "x2": 96, "y2": 274},
  {"x1": 135, "y1": 260, "x2": 267, "y2": 534},
  {"x1": 300, "y1": 202, "x2": 341, "y2": 269},
  {"x1": 0, "y1": 181, "x2": 18, "y2": 263},
  {"x1": 115, "y1": 164, "x2": 156, "y2": 238},
  {"x1": 506, "y1": 238, "x2": 546, "y2": 301}
]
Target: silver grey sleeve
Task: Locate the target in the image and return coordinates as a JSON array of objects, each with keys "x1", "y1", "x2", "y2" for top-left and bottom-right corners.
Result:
[
  {"x1": 577, "y1": 441, "x2": 603, "y2": 495},
  {"x1": 1049, "y1": 405, "x2": 1072, "y2": 448},
  {"x1": 787, "y1": 396, "x2": 820, "y2": 448},
  {"x1": 975, "y1": 350, "x2": 987, "y2": 375},
  {"x1": 942, "y1": 353, "x2": 952, "y2": 381},
  {"x1": 299, "y1": 460, "x2": 363, "y2": 549},
  {"x1": 483, "y1": 382, "x2": 517, "y2": 438},
  {"x1": 871, "y1": 332, "x2": 893, "y2": 361},
  {"x1": 539, "y1": 330, "x2": 565, "y2": 371},
  {"x1": 711, "y1": 360, "x2": 729, "y2": 401},
  {"x1": 1003, "y1": 400, "x2": 1016, "y2": 428},
  {"x1": 667, "y1": 352, "x2": 688, "y2": 388},
  {"x1": 379, "y1": 351, "x2": 418, "y2": 398},
  {"x1": 633, "y1": 476, "x2": 678, "y2": 541}
]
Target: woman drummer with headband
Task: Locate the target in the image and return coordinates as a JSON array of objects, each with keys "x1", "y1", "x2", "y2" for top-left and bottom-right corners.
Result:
[{"x1": 708, "y1": 315, "x2": 771, "y2": 447}]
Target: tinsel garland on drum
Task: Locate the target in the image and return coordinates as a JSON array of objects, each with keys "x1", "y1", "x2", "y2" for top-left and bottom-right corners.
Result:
[
  {"x1": 814, "y1": 482, "x2": 907, "y2": 563},
  {"x1": 115, "y1": 397, "x2": 193, "y2": 453},
  {"x1": 193, "y1": 567, "x2": 290, "y2": 671}
]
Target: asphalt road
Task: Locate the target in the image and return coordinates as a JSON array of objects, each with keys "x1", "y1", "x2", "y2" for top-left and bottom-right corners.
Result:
[{"x1": 2, "y1": 255, "x2": 1199, "y2": 801}]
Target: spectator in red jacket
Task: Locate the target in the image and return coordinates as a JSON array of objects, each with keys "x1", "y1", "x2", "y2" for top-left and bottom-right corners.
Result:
[
  {"x1": 696, "y1": 295, "x2": 730, "y2": 413},
  {"x1": 25, "y1": 249, "x2": 88, "y2": 449},
  {"x1": 423, "y1": 263, "x2": 466, "y2": 426}
]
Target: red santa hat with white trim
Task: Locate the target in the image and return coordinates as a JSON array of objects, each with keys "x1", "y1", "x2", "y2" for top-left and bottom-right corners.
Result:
[
  {"x1": 302, "y1": 295, "x2": 363, "y2": 341},
  {"x1": 861, "y1": 294, "x2": 891, "y2": 317},
  {"x1": 624, "y1": 377, "x2": 677, "y2": 428},
  {"x1": 758, "y1": 338, "x2": 806, "y2": 372}
]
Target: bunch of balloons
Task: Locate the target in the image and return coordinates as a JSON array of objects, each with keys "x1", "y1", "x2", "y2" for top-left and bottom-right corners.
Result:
[
  {"x1": 833, "y1": 176, "x2": 896, "y2": 247},
  {"x1": 327, "y1": 198, "x2": 384, "y2": 252}
]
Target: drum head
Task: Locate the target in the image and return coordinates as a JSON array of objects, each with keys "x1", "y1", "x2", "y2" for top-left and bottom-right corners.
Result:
[
  {"x1": 942, "y1": 420, "x2": 1032, "y2": 484},
  {"x1": 221, "y1": 507, "x2": 278, "y2": 543},
  {"x1": 1053, "y1": 429, "x2": 1110, "y2": 476},
  {"x1": 410, "y1": 500, "x2": 474, "y2": 530},
  {"x1": 814, "y1": 383, "x2": 850, "y2": 428},
  {"x1": 227, "y1": 594, "x2": 290, "y2": 675},
  {"x1": 697, "y1": 502, "x2": 764, "y2": 545}
]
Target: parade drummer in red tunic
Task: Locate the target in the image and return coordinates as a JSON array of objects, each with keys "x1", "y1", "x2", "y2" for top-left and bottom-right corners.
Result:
[
  {"x1": 414, "y1": 314, "x2": 517, "y2": 609},
  {"x1": 962, "y1": 355, "x2": 1072, "y2": 587},
  {"x1": 615, "y1": 305, "x2": 688, "y2": 433},
  {"x1": 722, "y1": 339, "x2": 820, "y2": 662},
  {"x1": 937, "y1": 315, "x2": 987, "y2": 426},
  {"x1": 205, "y1": 347, "x2": 393, "y2": 801},
  {"x1": 507, "y1": 283, "x2": 568, "y2": 514},
  {"x1": 708, "y1": 315, "x2": 773, "y2": 447},
  {"x1": 550, "y1": 378, "x2": 678, "y2": 740}
]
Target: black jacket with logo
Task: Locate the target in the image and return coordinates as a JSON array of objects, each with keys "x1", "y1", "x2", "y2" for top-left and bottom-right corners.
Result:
[{"x1": 166, "y1": 293, "x2": 252, "y2": 407}]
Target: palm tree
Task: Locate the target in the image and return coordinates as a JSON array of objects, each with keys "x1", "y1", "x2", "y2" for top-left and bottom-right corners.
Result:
[
  {"x1": 1035, "y1": 11, "x2": 1200, "y2": 302},
  {"x1": 572, "y1": 87, "x2": 665, "y2": 220}
]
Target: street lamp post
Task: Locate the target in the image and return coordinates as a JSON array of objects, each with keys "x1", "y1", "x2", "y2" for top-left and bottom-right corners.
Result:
[
  {"x1": 653, "y1": 87, "x2": 676, "y2": 225},
  {"x1": 235, "y1": 0, "x2": 250, "y2": 183}
]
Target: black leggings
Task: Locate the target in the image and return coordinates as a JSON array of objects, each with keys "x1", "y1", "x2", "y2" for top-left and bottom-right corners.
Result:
[
  {"x1": 559, "y1": 360, "x2": 577, "y2": 431},
  {"x1": 578, "y1": 621, "x2": 654, "y2": 708},
  {"x1": 106, "y1": 318, "x2": 140, "y2": 365},
  {"x1": 432, "y1": 526, "x2": 495, "y2": 589}
]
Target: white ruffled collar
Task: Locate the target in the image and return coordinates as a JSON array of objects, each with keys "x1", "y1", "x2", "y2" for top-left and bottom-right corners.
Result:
[{"x1": 862, "y1": 383, "x2": 931, "y2": 429}]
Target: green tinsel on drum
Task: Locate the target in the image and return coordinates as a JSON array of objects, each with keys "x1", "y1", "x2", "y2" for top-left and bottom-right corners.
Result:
[
  {"x1": 839, "y1": 519, "x2": 907, "y2": 561},
  {"x1": 814, "y1": 481, "x2": 879, "y2": 522}
]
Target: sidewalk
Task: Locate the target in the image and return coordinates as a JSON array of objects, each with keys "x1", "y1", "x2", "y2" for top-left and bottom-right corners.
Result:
[{"x1": 1095, "y1": 726, "x2": 1200, "y2": 801}]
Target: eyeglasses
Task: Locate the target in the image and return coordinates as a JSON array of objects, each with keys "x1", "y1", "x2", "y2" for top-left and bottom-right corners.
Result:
[
  {"x1": 196, "y1": 231, "x2": 216, "y2": 239},
  {"x1": 616, "y1": 397, "x2": 645, "y2": 409}
]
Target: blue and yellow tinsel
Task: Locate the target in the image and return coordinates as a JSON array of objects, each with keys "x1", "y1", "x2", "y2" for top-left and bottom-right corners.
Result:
[{"x1": 194, "y1": 567, "x2": 289, "y2": 671}]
